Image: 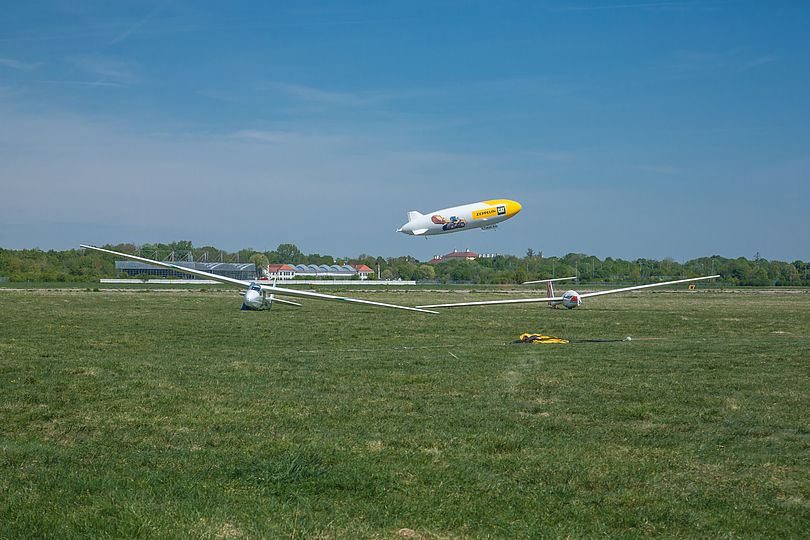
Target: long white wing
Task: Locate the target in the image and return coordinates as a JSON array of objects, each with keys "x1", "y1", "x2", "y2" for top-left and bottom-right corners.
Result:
[
  {"x1": 259, "y1": 283, "x2": 440, "y2": 313},
  {"x1": 417, "y1": 275, "x2": 720, "y2": 308},
  {"x1": 418, "y1": 296, "x2": 565, "y2": 308},
  {"x1": 273, "y1": 297, "x2": 302, "y2": 306},
  {"x1": 579, "y1": 275, "x2": 720, "y2": 298},
  {"x1": 81, "y1": 245, "x2": 437, "y2": 314},
  {"x1": 523, "y1": 276, "x2": 577, "y2": 284}
]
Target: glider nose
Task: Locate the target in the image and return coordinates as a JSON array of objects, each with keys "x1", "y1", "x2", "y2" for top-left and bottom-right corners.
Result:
[
  {"x1": 243, "y1": 289, "x2": 263, "y2": 310},
  {"x1": 508, "y1": 200, "x2": 522, "y2": 215}
]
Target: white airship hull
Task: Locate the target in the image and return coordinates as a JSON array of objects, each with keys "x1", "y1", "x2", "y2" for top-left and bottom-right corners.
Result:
[{"x1": 398, "y1": 199, "x2": 522, "y2": 236}]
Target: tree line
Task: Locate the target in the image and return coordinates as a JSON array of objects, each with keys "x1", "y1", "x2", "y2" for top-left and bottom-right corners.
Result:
[{"x1": 0, "y1": 241, "x2": 807, "y2": 286}]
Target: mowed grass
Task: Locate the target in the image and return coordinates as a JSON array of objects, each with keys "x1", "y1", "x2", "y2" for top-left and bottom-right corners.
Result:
[{"x1": 1, "y1": 287, "x2": 808, "y2": 538}]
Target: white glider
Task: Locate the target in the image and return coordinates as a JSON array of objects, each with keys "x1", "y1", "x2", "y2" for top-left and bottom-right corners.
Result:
[
  {"x1": 82, "y1": 245, "x2": 437, "y2": 314},
  {"x1": 418, "y1": 275, "x2": 720, "y2": 309}
]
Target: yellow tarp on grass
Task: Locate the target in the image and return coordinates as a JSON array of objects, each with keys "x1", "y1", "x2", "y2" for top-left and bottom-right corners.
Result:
[{"x1": 517, "y1": 333, "x2": 570, "y2": 344}]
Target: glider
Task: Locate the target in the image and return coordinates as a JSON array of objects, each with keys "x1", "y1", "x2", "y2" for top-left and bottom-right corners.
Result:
[
  {"x1": 81, "y1": 245, "x2": 437, "y2": 314},
  {"x1": 417, "y1": 275, "x2": 720, "y2": 309}
]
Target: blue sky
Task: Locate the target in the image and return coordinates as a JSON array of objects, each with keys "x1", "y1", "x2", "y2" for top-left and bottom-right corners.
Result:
[{"x1": 1, "y1": 1, "x2": 807, "y2": 261}]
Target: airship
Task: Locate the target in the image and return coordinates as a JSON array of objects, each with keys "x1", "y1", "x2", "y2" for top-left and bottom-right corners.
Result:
[{"x1": 397, "y1": 199, "x2": 522, "y2": 236}]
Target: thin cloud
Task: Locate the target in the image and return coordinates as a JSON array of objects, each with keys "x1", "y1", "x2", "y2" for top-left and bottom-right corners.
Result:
[
  {"x1": 669, "y1": 49, "x2": 777, "y2": 78},
  {"x1": 0, "y1": 20, "x2": 141, "y2": 43},
  {"x1": 0, "y1": 84, "x2": 23, "y2": 98},
  {"x1": 195, "y1": 88, "x2": 242, "y2": 104},
  {"x1": 556, "y1": 1, "x2": 709, "y2": 11},
  {"x1": 0, "y1": 16, "x2": 403, "y2": 45},
  {"x1": 227, "y1": 130, "x2": 299, "y2": 144},
  {"x1": 632, "y1": 164, "x2": 681, "y2": 174},
  {"x1": 740, "y1": 56, "x2": 778, "y2": 72},
  {"x1": 0, "y1": 58, "x2": 42, "y2": 70},
  {"x1": 8, "y1": 79, "x2": 125, "y2": 88},
  {"x1": 265, "y1": 76, "x2": 572, "y2": 113},
  {"x1": 70, "y1": 56, "x2": 140, "y2": 86},
  {"x1": 109, "y1": 3, "x2": 164, "y2": 45},
  {"x1": 226, "y1": 129, "x2": 354, "y2": 147},
  {"x1": 526, "y1": 150, "x2": 576, "y2": 162},
  {"x1": 266, "y1": 81, "x2": 368, "y2": 106}
]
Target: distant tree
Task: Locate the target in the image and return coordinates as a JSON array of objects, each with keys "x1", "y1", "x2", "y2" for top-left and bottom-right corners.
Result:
[
  {"x1": 752, "y1": 266, "x2": 769, "y2": 286},
  {"x1": 2, "y1": 242, "x2": 808, "y2": 285},
  {"x1": 276, "y1": 243, "x2": 304, "y2": 263},
  {"x1": 111, "y1": 243, "x2": 137, "y2": 254},
  {"x1": 249, "y1": 253, "x2": 269, "y2": 275},
  {"x1": 395, "y1": 261, "x2": 417, "y2": 280},
  {"x1": 416, "y1": 264, "x2": 435, "y2": 281},
  {"x1": 305, "y1": 253, "x2": 335, "y2": 265},
  {"x1": 777, "y1": 262, "x2": 800, "y2": 285},
  {"x1": 169, "y1": 240, "x2": 193, "y2": 252}
]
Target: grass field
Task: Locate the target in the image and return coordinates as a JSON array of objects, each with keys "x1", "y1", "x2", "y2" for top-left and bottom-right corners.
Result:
[{"x1": 1, "y1": 286, "x2": 808, "y2": 538}]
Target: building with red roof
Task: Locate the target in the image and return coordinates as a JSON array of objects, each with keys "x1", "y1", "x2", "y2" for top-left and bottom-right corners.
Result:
[
  {"x1": 428, "y1": 249, "x2": 481, "y2": 264},
  {"x1": 265, "y1": 264, "x2": 296, "y2": 280},
  {"x1": 351, "y1": 264, "x2": 373, "y2": 280}
]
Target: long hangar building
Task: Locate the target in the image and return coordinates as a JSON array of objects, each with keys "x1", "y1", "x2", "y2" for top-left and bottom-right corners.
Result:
[
  {"x1": 115, "y1": 261, "x2": 374, "y2": 280},
  {"x1": 116, "y1": 260, "x2": 257, "y2": 280}
]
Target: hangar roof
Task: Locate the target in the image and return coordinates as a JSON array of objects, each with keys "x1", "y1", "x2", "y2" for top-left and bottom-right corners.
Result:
[{"x1": 116, "y1": 261, "x2": 255, "y2": 271}]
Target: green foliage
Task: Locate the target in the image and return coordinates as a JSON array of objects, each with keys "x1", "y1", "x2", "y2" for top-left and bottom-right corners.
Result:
[
  {"x1": 0, "y1": 247, "x2": 118, "y2": 282},
  {"x1": 249, "y1": 253, "x2": 269, "y2": 273},
  {"x1": 275, "y1": 243, "x2": 304, "y2": 264},
  {"x1": 0, "y1": 243, "x2": 807, "y2": 285},
  {"x1": 415, "y1": 264, "x2": 435, "y2": 281}
]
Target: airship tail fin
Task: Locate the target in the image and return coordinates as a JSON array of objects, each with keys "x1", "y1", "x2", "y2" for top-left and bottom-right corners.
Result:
[{"x1": 407, "y1": 211, "x2": 423, "y2": 222}]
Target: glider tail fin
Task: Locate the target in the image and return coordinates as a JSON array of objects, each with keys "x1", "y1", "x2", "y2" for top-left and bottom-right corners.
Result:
[{"x1": 407, "y1": 211, "x2": 423, "y2": 222}]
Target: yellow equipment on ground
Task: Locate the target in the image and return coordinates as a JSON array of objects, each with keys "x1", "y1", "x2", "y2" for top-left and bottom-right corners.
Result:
[
  {"x1": 515, "y1": 333, "x2": 632, "y2": 344},
  {"x1": 517, "y1": 333, "x2": 570, "y2": 344}
]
